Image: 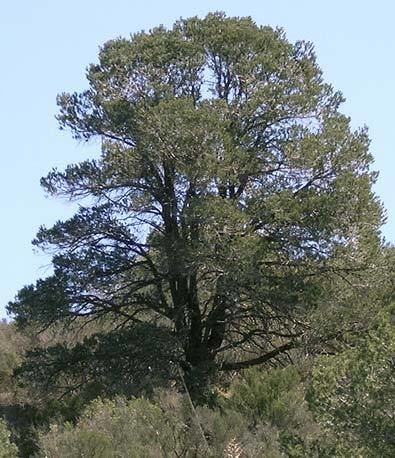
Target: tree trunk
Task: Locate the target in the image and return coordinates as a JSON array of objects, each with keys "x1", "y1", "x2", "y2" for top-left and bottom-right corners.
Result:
[{"x1": 183, "y1": 343, "x2": 216, "y2": 403}]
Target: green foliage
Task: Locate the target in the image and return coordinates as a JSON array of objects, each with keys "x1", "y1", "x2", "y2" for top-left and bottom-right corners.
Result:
[
  {"x1": 311, "y1": 303, "x2": 395, "y2": 456},
  {"x1": 3, "y1": 306, "x2": 394, "y2": 456},
  {"x1": 227, "y1": 366, "x2": 305, "y2": 426},
  {"x1": 0, "y1": 354, "x2": 18, "y2": 396},
  {"x1": 38, "y1": 365, "x2": 366, "y2": 457},
  {"x1": 223, "y1": 365, "x2": 338, "y2": 457},
  {"x1": 0, "y1": 322, "x2": 25, "y2": 398},
  {"x1": 38, "y1": 388, "x2": 328, "y2": 458},
  {"x1": 16, "y1": 323, "x2": 181, "y2": 403},
  {"x1": 37, "y1": 394, "x2": 253, "y2": 457},
  {"x1": 0, "y1": 419, "x2": 18, "y2": 458},
  {"x1": 38, "y1": 398, "x2": 167, "y2": 457}
]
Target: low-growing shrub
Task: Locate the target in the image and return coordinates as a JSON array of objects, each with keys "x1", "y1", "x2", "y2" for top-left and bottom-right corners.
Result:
[{"x1": 0, "y1": 419, "x2": 18, "y2": 458}]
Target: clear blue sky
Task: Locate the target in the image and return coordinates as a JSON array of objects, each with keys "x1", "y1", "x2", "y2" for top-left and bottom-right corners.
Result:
[{"x1": 1, "y1": 1, "x2": 394, "y2": 318}]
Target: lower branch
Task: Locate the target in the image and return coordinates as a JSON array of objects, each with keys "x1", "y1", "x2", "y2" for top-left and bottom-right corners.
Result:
[{"x1": 220, "y1": 340, "x2": 297, "y2": 371}]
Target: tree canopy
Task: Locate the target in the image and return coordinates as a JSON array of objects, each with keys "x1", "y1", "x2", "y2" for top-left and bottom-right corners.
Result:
[{"x1": 8, "y1": 13, "x2": 384, "y2": 397}]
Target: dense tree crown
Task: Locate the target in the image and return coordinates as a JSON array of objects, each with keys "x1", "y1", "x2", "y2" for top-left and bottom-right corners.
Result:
[{"x1": 9, "y1": 13, "x2": 383, "y2": 392}]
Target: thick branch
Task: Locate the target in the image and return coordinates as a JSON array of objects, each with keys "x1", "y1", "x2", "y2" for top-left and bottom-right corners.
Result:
[{"x1": 220, "y1": 340, "x2": 296, "y2": 371}]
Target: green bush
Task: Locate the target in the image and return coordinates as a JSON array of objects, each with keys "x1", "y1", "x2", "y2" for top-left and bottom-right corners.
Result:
[
  {"x1": 38, "y1": 392, "x2": 280, "y2": 457},
  {"x1": 226, "y1": 366, "x2": 306, "y2": 426},
  {"x1": 0, "y1": 322, "x2": 25, "y2": 401},
  {"x1": 223, "y1": 365, "x2": 339, "y2": 457},
  {"x1": 0, "y1": 419, "x2": 18, "y2": 458},
  {"x1": 39, "y1": 397, "x2": 180, "y2": 457},
  {"x1": 311, "y1": 305, "x2": 395, "y2": 457}
]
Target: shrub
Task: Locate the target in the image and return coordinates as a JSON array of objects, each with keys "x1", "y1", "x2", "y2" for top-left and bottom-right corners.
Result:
[
  {"x1": 0, "y1": 419, "x2": 18, "y2": 458},
  {"x1": 38, "y1": 392, "x2": 275, "y2": 457}
]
